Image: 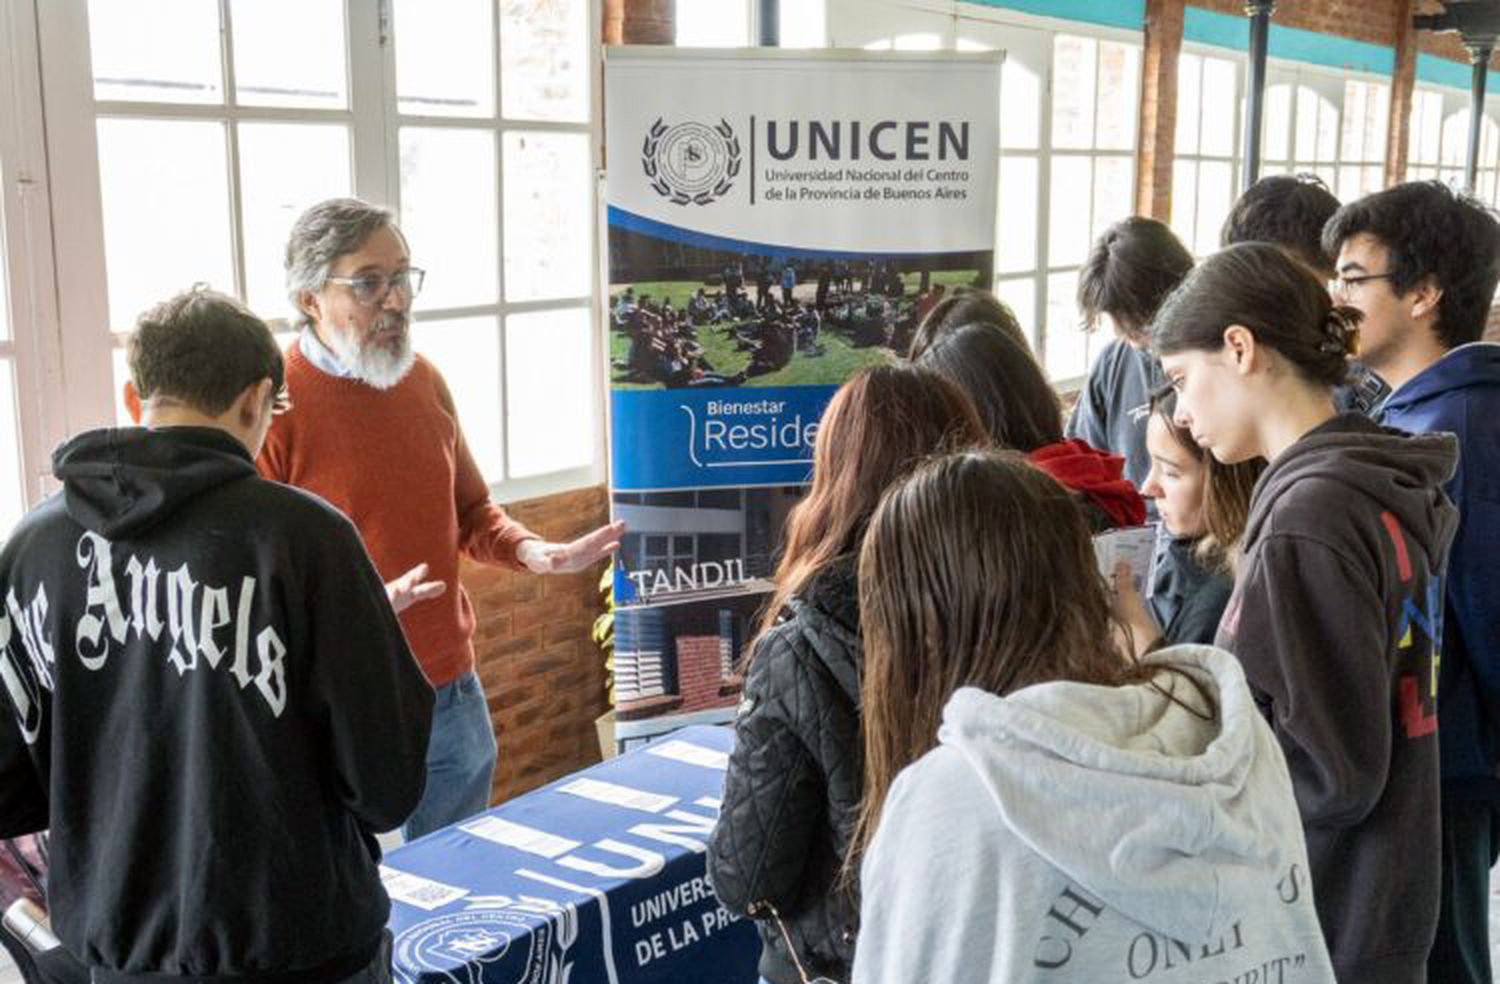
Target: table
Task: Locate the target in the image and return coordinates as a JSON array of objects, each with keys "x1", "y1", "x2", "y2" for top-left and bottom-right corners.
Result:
[{"x1": 383, "y1": 726, "x2": 760, "y2": 984}]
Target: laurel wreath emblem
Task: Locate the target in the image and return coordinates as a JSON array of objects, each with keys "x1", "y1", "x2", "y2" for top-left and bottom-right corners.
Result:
[{"x1": 642, "y1": 117, "x2": 741, "y2": 206}]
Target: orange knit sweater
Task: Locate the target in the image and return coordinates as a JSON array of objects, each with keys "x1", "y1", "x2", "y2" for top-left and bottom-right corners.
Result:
[{"x1": 258, "y1": 344, "x2": 538, "y2": 686}]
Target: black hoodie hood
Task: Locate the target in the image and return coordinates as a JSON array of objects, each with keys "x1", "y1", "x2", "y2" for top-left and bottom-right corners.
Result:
[
  {"x1": 786, "y1": 555, "x2": 861, "y2": 706},
  {"x1": 1243, "y1": 413, "x2": 1457, "y2": 554},
  {"x1": 52, "y1": 427, "x2": 257, "y2": 540}
]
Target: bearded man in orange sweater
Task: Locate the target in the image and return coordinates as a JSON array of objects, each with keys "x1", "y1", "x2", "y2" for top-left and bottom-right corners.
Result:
[{"x1": 260, "y1": 198, "x2": 624, "y2": 840}]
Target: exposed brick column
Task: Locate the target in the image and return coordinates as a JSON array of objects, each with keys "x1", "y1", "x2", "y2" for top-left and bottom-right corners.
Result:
[
  {"x1": 1136, "y1": 0, "x2": 1185, "y2": 220},
  {"x1": 1386, "y1": 0, "x2": 1417, "y2": 187},
  {"x1": 604, "y1": 0, "x2": 674, "y2": 46}
]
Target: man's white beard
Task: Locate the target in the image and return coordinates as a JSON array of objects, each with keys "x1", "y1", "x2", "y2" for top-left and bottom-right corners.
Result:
[{"x1": 329, "y1": 319, "x2": 415, "y2": 390}]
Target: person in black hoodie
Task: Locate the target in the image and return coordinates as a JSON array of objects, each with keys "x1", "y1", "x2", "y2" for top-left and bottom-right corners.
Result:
[
  {"x1": 706, "y1": 365, "x2": 988, "y2": 984},
  {"x1": 0, "y1": 288, "x2": 434, "y2": 984},
  {"x1": 1153, "y1": 243, "x2": 1460, "y2": 984}
]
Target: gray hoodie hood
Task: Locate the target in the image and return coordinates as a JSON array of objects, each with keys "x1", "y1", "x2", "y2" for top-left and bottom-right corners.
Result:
[{"x1": 938, "y1": 645, "x2": 1301, "y2": 943}]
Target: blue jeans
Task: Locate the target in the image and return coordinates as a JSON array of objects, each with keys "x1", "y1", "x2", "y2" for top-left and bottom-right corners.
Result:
[{"x1": 402, "y1": 671, "x2": 497, "y2": 841}]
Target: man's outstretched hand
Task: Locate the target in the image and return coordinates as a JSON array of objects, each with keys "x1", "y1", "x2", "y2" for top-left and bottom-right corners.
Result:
[
  {"x1": 517, "y1": 521, "x2": 627, "y2": 575},
  {"x1": 386, "y1": 562, "x2": 448, "y2": 614}
]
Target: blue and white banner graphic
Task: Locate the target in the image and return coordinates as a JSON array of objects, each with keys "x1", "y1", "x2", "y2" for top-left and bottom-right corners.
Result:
[
  {"x1": 386, "y1": 726, "x2": 755, "y2": 984},
  {"x1": 603, "y1": 48, "x2": 999, "y2": 736}
]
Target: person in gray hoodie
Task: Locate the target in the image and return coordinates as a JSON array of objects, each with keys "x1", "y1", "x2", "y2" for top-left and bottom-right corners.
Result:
[
  {"x1": 1153, "y1": 243, "x2": 1460, "y2": 984},
  {"x1": 850, "y1": 450, "x2": 1333, "y2": 984}
]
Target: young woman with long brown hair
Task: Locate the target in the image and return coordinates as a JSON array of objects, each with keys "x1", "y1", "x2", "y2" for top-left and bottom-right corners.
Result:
[
  {"x1": 707, "y1": 364, "x2": 987, "y2": 984},
  {"x1": 850, "y1": 450, "x2": 1331, "y2": 984},
  {"x1": 1114, "y1": 387, "x2": 1264, "y2": 652}
]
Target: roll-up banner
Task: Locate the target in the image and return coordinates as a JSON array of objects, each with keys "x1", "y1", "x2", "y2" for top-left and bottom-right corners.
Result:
[{"x1": 604, "y1": 47, "x2": 1001, "y2": 748}]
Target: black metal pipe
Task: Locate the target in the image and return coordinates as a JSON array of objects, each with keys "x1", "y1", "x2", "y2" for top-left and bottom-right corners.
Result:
[
  {"x1": 759, "y1": 0, "x2": 779, "y2": 46},
  {"x1": 1242, "y1": 1, "x2": 1276, "y2": 192},
  {"x1": 1467, "y1": 44, "x2": 1493, "y2": 194}
]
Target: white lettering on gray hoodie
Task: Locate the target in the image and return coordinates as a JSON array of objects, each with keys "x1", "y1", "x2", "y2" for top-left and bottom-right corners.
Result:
[{"x1": 853, "y1": 645, "x2": 1334, "y2": 983}]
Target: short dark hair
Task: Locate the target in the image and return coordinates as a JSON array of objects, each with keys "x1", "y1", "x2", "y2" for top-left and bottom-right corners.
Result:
[
  {"x1": 907, "y1": 286, "x2": 1028, "y2": 358},
  {"x1": 911, "y1": 323, "x2": 1062, "y2": 453},
  {"x1": 1153, "y1": 242, "x2": 1359, "y2": 390},
  {"x1": 1077, "y1": 217, "x2": 1194, "y2": 342},
  {"x1": 1323, "y1": 181, "x2": 1500, "y2": 350},
  {"x1": 128, "y1": 288, "x2": 283, "y2": 416},
  {"x1": 1221, "y1": 173, "x2": 1341, "y2": 274}
]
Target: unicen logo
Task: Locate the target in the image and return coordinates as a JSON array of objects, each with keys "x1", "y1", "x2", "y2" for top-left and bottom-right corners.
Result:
[
  {"x1": 642, "y1": 118, "x2": 741, "y2": 206},
  {"x1": 393, "y1": 896, "x2": 578, "y2": 984}
]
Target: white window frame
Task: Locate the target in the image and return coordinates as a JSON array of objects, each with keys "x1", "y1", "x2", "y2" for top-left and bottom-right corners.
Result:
[
  {"x1": 24, "y1": 0, "x2": 605, "y2": 510},
  {"x1": 823, "y1": 0, "x2": 1142, "y2": 388},
  {"x1": 0, "y1": 0, "x2": 68, "y2": 516},
  {"x1": 1409, "y1": 83, "x2": 1500, "y2": 207},
  {"x1": 1172, "y1": 44, "x2": 1245, "y2": 257}
]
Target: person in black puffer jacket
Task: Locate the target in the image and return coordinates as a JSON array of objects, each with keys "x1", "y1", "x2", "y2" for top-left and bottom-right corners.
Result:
[{"x1": 707, "y1": 364, "x2": 988, "y2": 984}]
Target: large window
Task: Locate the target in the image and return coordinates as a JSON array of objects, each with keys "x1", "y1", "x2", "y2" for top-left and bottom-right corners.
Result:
[
  {"x1": 1171, "y1": 50, "x2": 1240, "y2": 257},
  {"x1": 1258, "y1": 70, "x2": 1389, "y2": 199},
  {"x1": 675, "y1": 0, "x2": 826, "y2": 47},
  {"x1": 31, "y1": 0, "x2": 601, "y2": 503},
  {"x1": 1408, "y1": 86, "x2": 1500, "y2": 207}
]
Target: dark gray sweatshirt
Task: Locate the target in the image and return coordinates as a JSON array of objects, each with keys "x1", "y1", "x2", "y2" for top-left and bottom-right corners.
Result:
[{"x1": 1216, "y1": 413, "x2": 1458, "y2": 984}]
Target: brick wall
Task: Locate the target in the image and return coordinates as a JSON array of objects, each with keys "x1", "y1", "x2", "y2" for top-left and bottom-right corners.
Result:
[
  {"x1": 1184, "y1": 0, "x2": 1499, "y2": 71},
  {"x1": 464, "y1": 484, "x2": 612, "y2": 805},
  {"x1": 675, "y1": 635, "x2": 727, "y2": 711}
]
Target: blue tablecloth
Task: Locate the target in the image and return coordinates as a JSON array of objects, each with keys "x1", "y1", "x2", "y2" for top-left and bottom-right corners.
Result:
[{"x1": 383, "y1": 725, "x2": 760, "y2": 984}]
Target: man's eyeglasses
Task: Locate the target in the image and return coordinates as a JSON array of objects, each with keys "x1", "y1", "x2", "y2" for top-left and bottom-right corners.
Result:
[
  {"x1": 324, "y1": 267, "x2": 426, "y2": 306},
  {"x1": 1328, "y1": 272, "x2": 1392, "y2": 297}
]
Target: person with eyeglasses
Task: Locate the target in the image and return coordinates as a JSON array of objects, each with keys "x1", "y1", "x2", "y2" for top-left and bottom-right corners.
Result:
[
  {"x1": 259, "y1": 198, "x2": 624, "y2": 840},
  {"x1": 1325, "y1": 181, "x2": 1500, "y2": 984},
  {"x1": 0, "y1": 287, "x2": 434, "y2": 984}
]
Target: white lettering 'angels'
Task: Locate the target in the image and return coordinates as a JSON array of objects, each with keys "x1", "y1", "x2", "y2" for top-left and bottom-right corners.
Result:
[{"x1": 0, "y1": 531, "x2": 289, "y2": 735}]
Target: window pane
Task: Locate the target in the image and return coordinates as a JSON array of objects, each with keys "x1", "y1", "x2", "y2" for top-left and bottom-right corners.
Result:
[
  {"x1": 500, "y1": 0, "x2": 589, "y2": 123},
  {"x1": 893, "y1": 33, "x2": 941, "y2": 51},
  {"x1": 0, "y1": 361, "x2": 24, "y2": 536},
  {"x1": 1095, "y1": 42, "x2": 1139, "y2": 152},
  {"x1": 400, "y1": 127, "x2": 499, "y2": 310},
  {"x1": 238, "y1": 123, "x2": 352, "y2": 319},
  {"x1": 994, "y1": 276, "x2": 1037, "y2": 347},
  {"x1": 676, "y1": 0, "x2": 750, "y2": 46},
  {"x1": 1000, "y1": 58, "x2": 1042, "y2": 151},
  {"x1": 412, "y1": 316, "x2": 503, "y2": 480},
  {"x1": 1195, "y1": 161, "x2": 1233, "y2": 257},
  {"x1": 1263, "y1": 83, "x2": 1292, "y2": 163},
  {"x1": 0, "y1": 195, "x2": 9, "y2": 343},
  {"x1": 503, "y1": 131, "x2": 592, "y2": 302},
  {"x1": 1441, "y1": 112, "x2": 1468, "y2": 169},
  {"x1": 1051, "y1": 35, "x2": 1097, "y2": 150},
  {"x1": 1418, "y1": 91, "x2": 1443, "y2": 165},
  {"x1": 1340, "y1": 79, "x2": 1368, "y2": 162},
  {"x1": 1200, "y1": 57, "x2": 1237, "y2": 157},
  {"x1": 1044, "y1": 271, "x2": 1087, "y2": 380},
  {"x1": 1049, "y1": 157, "x2": 1092, "y2": 267},
  {"x1": 1171, "y1": 159, "x2": 1199, "y2": 254},
  {"x1": 997, "y1": 156, "x2": 1038, "y2": 273},
  {"x1": 1295, "y1": 86, "x2": 1320, "y2": 163},
  {"x1": 96, "y1": 119, "x2": 234, "y2": 327},
  {"x1": 1337, "y1": 164, "x2": 1362, "y2": 202},
  {"x1": 506, "y1": 307, "x2": 592, "y2": 477},
  {"x1": 780, "y1": 0, "x2": 827, "y2": 47},
  {"x1": 89, "y1": 0, "x2": 222, "y2": 104},
  {"x1": 1091, "y1": 156, "x2": 1133, "y2": 244},
  {"x1": 395, "y1": 0, "x2": 495, "y2": 117},
  {"x1": 1175, "y1": 53, "x2": 1202, "y2": 156},
  {"x1": 230, "y1": 0, "x2": 346, "y2": 109},
  {"x1": 1316, "y1": 95, "x2": 1340, "y2": 163}
]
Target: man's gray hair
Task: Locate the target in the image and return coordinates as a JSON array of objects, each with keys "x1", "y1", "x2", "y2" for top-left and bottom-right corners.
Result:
[{"x1": 284, "y1": 197, "x2": 398, "y2": 331}]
